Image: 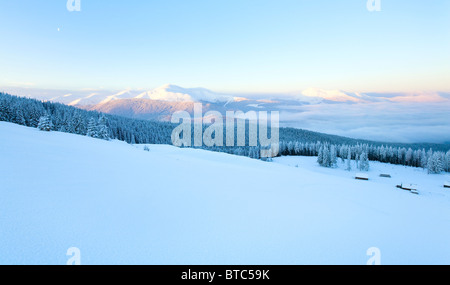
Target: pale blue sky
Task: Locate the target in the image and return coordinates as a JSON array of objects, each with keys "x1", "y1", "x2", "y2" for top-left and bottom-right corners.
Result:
[{"x1": 0, "y1": 0, "x2": 449, "y2": 93}]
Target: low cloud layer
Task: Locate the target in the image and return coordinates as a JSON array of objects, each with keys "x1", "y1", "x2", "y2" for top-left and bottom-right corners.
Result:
[{"x1": 280, "y1": 101, "x2": 450, "y2": 144}]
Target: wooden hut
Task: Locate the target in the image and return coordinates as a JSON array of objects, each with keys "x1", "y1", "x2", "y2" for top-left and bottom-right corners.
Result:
[
  {"x1": 396, "y1": 183, "x2": 418, "y2": 194},
  {"x1": 355, "y1": 173, "x2": 369, "y2": 181}
]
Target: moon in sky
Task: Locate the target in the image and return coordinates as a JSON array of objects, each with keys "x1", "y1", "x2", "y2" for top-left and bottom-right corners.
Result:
[{"x1": 57, "y1": 28, "x2": 60, "y2": 32}]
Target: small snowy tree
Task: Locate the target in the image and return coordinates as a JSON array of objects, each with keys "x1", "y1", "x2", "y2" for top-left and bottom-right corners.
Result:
[
  {"x1": 405, "y1": 148, "x2": 413, "y2": 166},
  {"x1": 294, "y1": 142, "x2": 300, "y2": 155},
  {"x1": 97, "y1": 115, "x2": 110, "y2": 141},
  {"x1": 317, "y1": 146, "x2": 324, "y2": 166},
  {"x1": 13, "y1": 109, "x2": 26, "y2": 125},
  {"x1": 330, "y1": 145, "x2": 337, "y2": 167},
  {"x1": 380, "y1": 146, "x2": 387, "y2": 162},
  {"x1": 322, "y1": 146, "x2": 330, "y2": 167},
  {"x1": 420, "y1": 149, "x2": 427, "y2": 169},
  {"x1": 346, "y1": 151, "x2": 352, "y2": 171},
  {"x1": 86, "y1": 117, "x2": 98, "y2": 138},
  {"x1": 445, "y1": 151, "x2": 450, "y2": 172},
  {"x1": 287, "y1": 141, "x2": 294, "y2": 155},
  {"x1": 359, "y1": 152, "x2": 369, "y2": 171},
  {"x1": 428, "y1": 152, "x2": 443, "y2": 174},
  {"x1": 365, "y1": 152, "x2": 370, "y2": 171},
  {"x1": 37, "y1": 114, "x2": 53, "y2": 131},
  {"x1": 339, "y1": 145, "x2": 347, "y2": 163}
]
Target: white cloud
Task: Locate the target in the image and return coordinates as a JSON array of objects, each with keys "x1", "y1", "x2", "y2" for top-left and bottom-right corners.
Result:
[{"x1": 280, "y1": 101, "x2": 450, "y2": 143}]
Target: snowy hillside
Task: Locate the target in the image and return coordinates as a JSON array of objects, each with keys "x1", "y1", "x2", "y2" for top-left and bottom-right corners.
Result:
[
  {"x1": 274, "y1": 156, "x2": 450, "y2": 202},
  {"x1": 83, "y1": 98, "x2": 197, "y2": 121},
  {"x1": 1, "y1": 122, "x2": 450, "y2": 265}
]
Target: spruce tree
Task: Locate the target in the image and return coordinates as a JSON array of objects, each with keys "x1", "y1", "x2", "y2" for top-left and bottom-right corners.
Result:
[
  {"x1": 317, "y1": 146, "x2": 323, "y2": 166},
  {"x1": 358, "y1": 152, "x2": 369, "y2": 171},
  {"x1": 428, "y1": 153, "x2": 443, "y2": 174},
  {"x1": 86, "y1": 117, "x2": 98, "y2": 138},
  {"x1": 97, "y1": 115, "x2": 110, "y2": 140},
  {"x1": 346, "y1": 151, "x2": 352, "y2": 171},
  {"x1": 330, "y1": 145, "x2": 337, "y2": 167},
  {"x1": 322, "y1": 146, "x2": 330, "y2": 167},
  {"x1": 37, "y1": 114, "x2": 53, "y2": 131}
]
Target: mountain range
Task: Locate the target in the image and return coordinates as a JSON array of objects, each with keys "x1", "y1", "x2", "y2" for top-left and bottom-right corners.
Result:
[
  {"x1": 5, "y1": 84, "x2": 448, "y2": 106},
  {"x1": 2, "y1": 84, "x2": 450, "y2": 143}
]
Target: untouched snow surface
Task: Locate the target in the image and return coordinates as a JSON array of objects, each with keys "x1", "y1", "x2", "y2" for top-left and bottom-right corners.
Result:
[{"x1": 1, "y1": 122, "x2": 450, "y2": 265}]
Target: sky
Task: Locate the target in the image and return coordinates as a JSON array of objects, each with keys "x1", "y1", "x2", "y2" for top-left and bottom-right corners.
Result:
[{"x1": 0, "y1": 0, "x2": 449, "y2": 93}]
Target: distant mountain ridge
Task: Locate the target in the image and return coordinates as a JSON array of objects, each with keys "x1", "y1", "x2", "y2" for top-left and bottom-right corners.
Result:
[
  {"x1": 24, "y1": 84, "x2": 240, "y2": 106},
  {"x1": 3, "y1": 84, "x2": 449, "y2": 106},
  {"x1": 3, "y1": 85, "x2": 450, "y2": 143},
  {"x1": 80, "y1": 97, "x2": 286, "y2": 121}
]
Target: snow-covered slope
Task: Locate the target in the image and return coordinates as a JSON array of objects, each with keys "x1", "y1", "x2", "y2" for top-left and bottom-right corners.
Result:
[
  {"x1": 274, "y1": 156, "x2": 450, "y2": 203},
  {"x1": 84, "y1": 98, "x2": 197, "y2": 121},
  {"x1": 1, "y1": 122, "x2": 450, "y2": 265}
]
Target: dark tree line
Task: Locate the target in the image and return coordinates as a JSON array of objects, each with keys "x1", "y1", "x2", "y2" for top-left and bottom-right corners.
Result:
[
  {"x1": 0, "y1": 92, "x2": 173, "y2": 145},
  {"x1": 278, "y1": 141, "x2": 450, "y2": 173}
]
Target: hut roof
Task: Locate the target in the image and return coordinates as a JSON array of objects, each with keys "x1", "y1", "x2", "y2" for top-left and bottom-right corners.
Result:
[{"x1": 355, "y1": 173, "x2": 369, "y2": 180}]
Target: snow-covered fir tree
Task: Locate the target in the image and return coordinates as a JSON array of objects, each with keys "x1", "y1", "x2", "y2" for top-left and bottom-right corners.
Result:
[
  {"x1": 37, "y1": 114, "x2": 53, "y2": 131},
  {"x1": 97, "y1": 115, "x2": 110, "y2": 140},
  {"x1": 405, "y1": 148, "x2": 413, "y2": 166},
  {"x1": 86, "y1": 115, "x2": 110, "y2": 140},
  {"x1": 420, "y1": 149, "x2": 428, "y2": 169},
  {"x1": 380, "y1": 145, "x2": 387, "y2": 162},
  {"x1": 427, "y1": 152, "x2": 443, "y2": 174},
  {"x1": 317, "y1": 146, "x2": 324, "y2": 166},
  {"x1": 86, "y1": 117, "x2": 98, "y2": 138},
  {"x1": 346, "y1": 151, "x2": 352, "y2": 171},
  {"x1": 322, "y1": 146, "x2": 330, "y2": 167},
  {"x1": 358, "y1": 152, "x2": 369, "y2": 171},
  {"x1": 339, "y1": 145, "x2": 348, "y2": 163},
  {"x1": 330, "y1": 145, "x2": 337, "y2": 167}
]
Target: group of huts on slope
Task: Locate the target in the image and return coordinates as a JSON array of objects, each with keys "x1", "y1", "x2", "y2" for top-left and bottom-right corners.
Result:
[{"x1": 354, "y1": 173, "x2": 450, "y2": 195}]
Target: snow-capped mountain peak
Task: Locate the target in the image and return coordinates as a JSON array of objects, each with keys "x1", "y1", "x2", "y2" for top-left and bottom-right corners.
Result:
[
  {"x1": 135, "y1": 84, "x2": 234, "y2": 103},
  {"x1": 299, "y1": 88, "x2": 364, "y2": 103}
]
